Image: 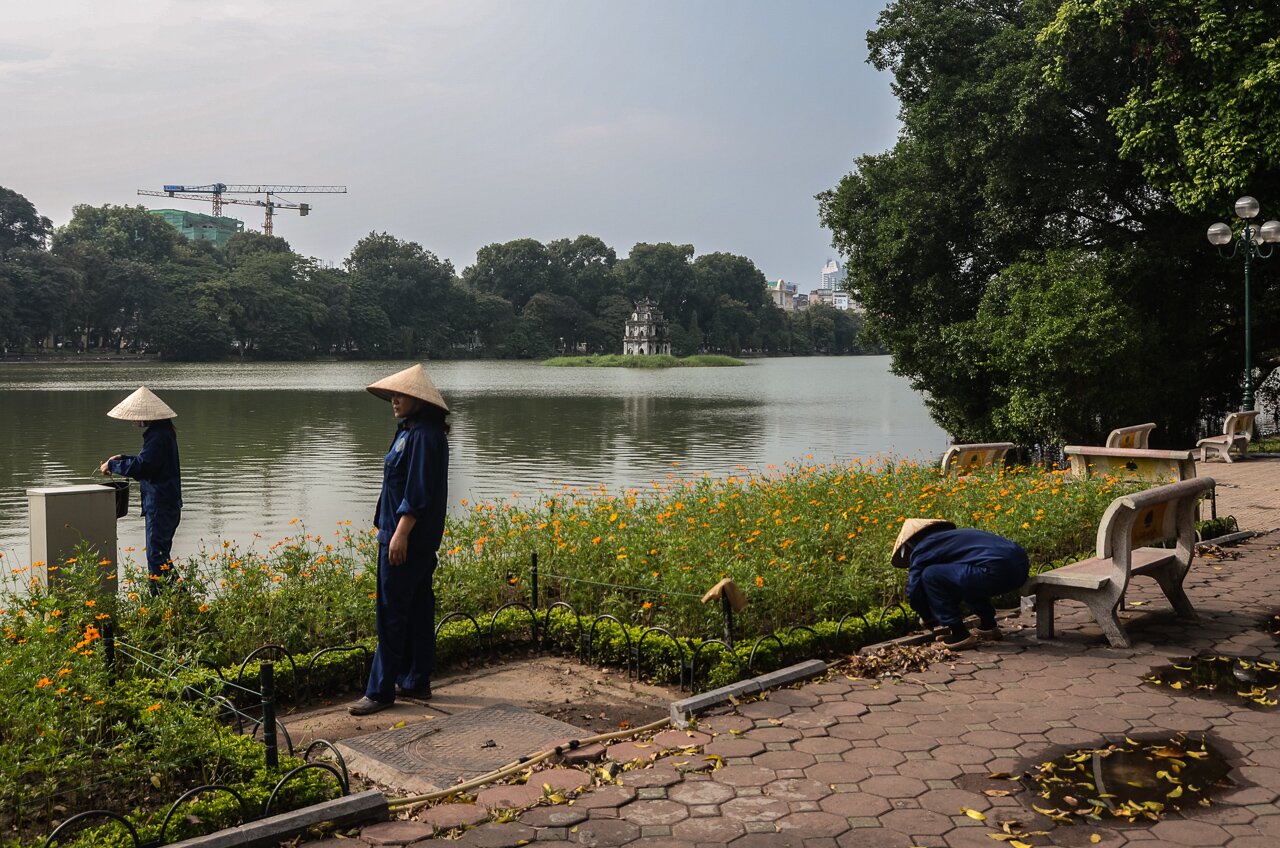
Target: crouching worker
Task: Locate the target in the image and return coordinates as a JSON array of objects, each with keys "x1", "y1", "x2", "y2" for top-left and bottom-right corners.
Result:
[{"x1": 892, "y1": 519, "x2": 1029, "y2": 650}]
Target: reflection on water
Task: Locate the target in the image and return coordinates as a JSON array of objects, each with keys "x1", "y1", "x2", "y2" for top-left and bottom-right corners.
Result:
[{"x1": 0, "y1": 357, "x2": 947, "y2": 567}]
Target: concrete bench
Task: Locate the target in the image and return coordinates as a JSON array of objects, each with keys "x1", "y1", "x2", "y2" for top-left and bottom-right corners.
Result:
[
  {"x1": 1063, "y1": 446, "x2": 1197, "y2": 483},
  {"x1": 1196, "y1": 410, "x2": 1257, "y2": 463},
  {"x1": 1022, "y1": 477, "x2": 1214, "y2": 648},
  {"x1": 940, "y1": 442, "x2": 1015, "y2": 476},
  {"x1": 1106, "y1": 422, "x2": 1156, "y2": 449}
]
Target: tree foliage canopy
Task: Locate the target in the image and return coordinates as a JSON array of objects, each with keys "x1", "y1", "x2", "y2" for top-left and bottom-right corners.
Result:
[{"x1": 820, "y1": 0, "x2": 1276, "y2": 445}]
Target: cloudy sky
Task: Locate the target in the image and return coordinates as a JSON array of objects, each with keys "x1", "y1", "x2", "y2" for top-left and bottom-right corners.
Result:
[{"x1": 3, "y1": 1, "x2": 900, "y2": 288}]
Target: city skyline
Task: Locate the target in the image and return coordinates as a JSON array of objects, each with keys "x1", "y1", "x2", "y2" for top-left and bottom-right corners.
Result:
[{"x1": 3, "y1": 1, "x2": 900, "y2": 285}]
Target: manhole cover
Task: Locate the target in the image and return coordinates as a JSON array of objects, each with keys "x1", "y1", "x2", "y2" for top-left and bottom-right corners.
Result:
[{"x1": 336, "y1": 704, "x2": 588, "y2": 793}]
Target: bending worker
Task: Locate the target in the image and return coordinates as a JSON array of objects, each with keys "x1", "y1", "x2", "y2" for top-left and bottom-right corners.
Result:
[
  {"x1": 100, "y1": 386, "x2": 182, "y2": 592},
  {"x1": 892, "y1": 518, "x2": 1029, "y2": 649},
  {"x1": 349, "y1": 364, "x2": 450, "y2": 717}
]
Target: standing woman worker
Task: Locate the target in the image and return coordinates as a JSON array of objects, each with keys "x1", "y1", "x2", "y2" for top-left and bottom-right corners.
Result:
[
  {"x1": 349, "y1": 364, "x2": 450, "y2": 716},
  {"x1": 99, "y1": 386, "x2": 182, "y2": 592}
]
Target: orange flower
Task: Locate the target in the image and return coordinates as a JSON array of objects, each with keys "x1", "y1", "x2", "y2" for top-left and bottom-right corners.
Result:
[
  {"x1": 755, "y1": 576, "x2": 764, "y2": 587},
  {"x1": 36, "y1": 678, "x2": 52, "y2": 688},
  {"x1": 144, "y1": 704, "x2": 162, "y2": 712}
]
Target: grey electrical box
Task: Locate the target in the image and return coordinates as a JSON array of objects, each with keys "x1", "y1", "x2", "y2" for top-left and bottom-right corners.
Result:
[{"x1": 27, "y1": 485, "x2": 118, "y2": 595}]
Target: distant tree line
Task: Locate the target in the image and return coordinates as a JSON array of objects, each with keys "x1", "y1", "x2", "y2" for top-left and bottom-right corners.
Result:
[{"x1": 0, "y1": 188, "x2": 877, "y2": 361}]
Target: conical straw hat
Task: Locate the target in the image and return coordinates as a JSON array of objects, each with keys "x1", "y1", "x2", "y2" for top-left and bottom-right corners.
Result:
[
  {"x1": 366, "y1": 364, "x2": 449, "y2": 413},
  {"x1": 891, "y1": 518, "x2": 956, "y2": 569},
  {"x1": 107, "y1": 386, "x2": 177, "y2": 421}
]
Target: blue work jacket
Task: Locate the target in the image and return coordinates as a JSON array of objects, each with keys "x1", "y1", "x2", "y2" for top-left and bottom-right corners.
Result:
[
  {"x1": 375, "y1": 417, "x2": 448, "y2": 552},
  {"x1": 108, "y1": 422, "x2": 182, "y2": 516},
  {"x1": 905, "y1": 528, "x2": 1029, "y2": 594}
]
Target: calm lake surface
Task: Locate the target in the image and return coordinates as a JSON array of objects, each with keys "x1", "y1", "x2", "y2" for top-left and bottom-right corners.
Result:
[{"x1": 0, "y1": 357, "x2": 947, "y2": 568}]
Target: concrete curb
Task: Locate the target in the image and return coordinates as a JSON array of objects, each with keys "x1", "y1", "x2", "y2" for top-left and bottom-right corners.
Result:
[
  {"x1": 166, "y1": 789, "x2": 388, "y2": 847},
  {"x1": 669, "y1": 659, "x2": 827, "y2": 728}
]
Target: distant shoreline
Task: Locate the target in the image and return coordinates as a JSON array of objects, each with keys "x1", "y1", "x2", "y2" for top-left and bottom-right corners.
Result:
[{"x1": 542, "y1": 354, "x2": 746, "y2": 368}]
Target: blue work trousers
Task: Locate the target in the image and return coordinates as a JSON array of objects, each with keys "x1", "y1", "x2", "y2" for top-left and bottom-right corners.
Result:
[
  {"x1": 365, "y1": 545, "x2": 437, "y2": 703},
  {"x1": 908, "y1": 559, "x2": 1027, "y2": 627},
  {"x1": 144, "y1": 508, "x2": 181, "y2": 592}
]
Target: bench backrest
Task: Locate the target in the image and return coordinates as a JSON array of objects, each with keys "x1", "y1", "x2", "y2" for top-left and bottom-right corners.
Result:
[
  {"x1": 1223, "y1": 410, "x2": 1258, "y2": 441},
  {"x1": 1063, "y1": 446, "x2": 1196, "y2": 483},
  {"x1": 1094, "y1": 477, "x2": 1214, "y2": 591},
  {"x1": 1106, "y1": 423, "x2": 1157, "y2": 449},
  {"x1": 940, "y1": 442, "x2": 1015, "y2": 476}
]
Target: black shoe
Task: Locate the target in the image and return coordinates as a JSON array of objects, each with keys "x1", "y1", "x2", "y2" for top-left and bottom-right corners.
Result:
[
  {"x1": 348, "y1": 696, "x2": 393, "y2": 716},
  {"x1": 396, "y1": 683, "x2": 432, "y2": 700}
]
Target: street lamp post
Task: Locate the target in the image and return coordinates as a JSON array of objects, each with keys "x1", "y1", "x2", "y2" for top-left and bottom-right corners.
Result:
[{"x1": 1207, "y1": 196, "x2": 1280, "y2": 411}]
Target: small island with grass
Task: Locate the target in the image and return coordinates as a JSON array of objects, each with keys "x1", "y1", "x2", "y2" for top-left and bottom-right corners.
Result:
[{"x1": 542, "y1": 353, "x2": 744, "y2": 368}]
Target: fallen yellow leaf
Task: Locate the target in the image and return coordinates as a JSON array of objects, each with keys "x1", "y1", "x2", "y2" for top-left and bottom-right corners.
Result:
[{"x1": 962, "y1": 808, "x2": 987, "y2": 821}]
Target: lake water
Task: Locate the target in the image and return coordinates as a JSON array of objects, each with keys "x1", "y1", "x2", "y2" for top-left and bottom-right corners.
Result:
[{"x1": 0, "y1": 357, "x2": 947, "y2": 568}]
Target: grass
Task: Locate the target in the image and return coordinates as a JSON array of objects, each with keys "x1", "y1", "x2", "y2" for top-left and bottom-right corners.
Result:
[{"x1": 541, "y1": 354, "x2": 744, "y2": 368}]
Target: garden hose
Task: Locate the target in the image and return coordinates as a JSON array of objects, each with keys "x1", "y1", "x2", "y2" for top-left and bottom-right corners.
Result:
[{"x1": 387, "y1": 715, "x2": 671, "y2": 810}]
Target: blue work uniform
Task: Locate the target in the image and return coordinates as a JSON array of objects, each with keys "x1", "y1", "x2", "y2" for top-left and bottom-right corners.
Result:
[
  {"x1": 108, "y1": 421, "x2": 182, "y2": 587},
  {"x1": 905, "y1": 528, "x2": 1029, "y2": 627},
  {"x1": 364, "y1": 415, "x2": 449, "y2": 704}
]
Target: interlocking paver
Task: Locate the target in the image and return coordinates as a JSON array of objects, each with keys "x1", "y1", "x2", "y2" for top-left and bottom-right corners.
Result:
[{"x1": 362, "y1": 821, "x2": 435, "y2": 845}]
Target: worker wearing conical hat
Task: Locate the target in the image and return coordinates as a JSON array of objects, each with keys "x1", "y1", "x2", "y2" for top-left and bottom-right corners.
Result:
[
  {"x1": 892, "y1": 517, "x2": 1029, "y2": 650},
  {"x1": 99, "y1": 387, "x2": 183, "y2": 592},
  {"x1": 350, "y1": 364, "x2": 450, "y2": 716}
]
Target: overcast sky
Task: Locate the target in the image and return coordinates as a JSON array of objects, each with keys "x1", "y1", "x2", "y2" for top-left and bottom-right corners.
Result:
[{"x1": 3, "y1": 1, "x2": 900, "y2": 288}]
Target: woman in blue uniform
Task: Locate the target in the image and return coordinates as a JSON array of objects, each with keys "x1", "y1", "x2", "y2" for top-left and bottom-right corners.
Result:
[
  {"x1": 892, "y1": 518, "x2": 1029, "y2": 649},
  {"x1": 99, "y1": 386, "x2": 182, "y2": 593},
  {"x1": 349, "y1": 364, "x2": 450, "y2": 716}
]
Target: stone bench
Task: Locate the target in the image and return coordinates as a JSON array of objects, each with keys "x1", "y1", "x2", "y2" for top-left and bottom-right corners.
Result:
[
  {"x1": 1196, "y1": 410, "x2": 1258, "y2": 463},
  {"x1": 940, "y1": 442, "x2": 1015, "y2": 476},
  {"x1": 1106, "y1": 422, "x2": 1156, "y2": 449},
  {"x1": 1063, "y1": 446, "x2": 1197, "y2": 483},
  {"x1": 1022, "y1": 477, "x2": 1214, "y2": 648}
]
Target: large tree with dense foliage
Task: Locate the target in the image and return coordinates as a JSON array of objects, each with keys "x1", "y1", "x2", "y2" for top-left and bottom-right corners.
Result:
[{"x1": 818, "y1": 0, "x2": 1266, "y2": 446}]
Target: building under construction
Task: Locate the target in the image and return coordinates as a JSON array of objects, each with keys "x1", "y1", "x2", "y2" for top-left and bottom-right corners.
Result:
[{"x1": 149, "y1": 209, "x2": 244, "y2": 248}]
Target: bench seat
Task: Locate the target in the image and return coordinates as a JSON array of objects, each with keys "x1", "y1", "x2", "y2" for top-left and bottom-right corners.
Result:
[{"x1": 1022, "y1": 477, "x2": 1214, "y2": 648}]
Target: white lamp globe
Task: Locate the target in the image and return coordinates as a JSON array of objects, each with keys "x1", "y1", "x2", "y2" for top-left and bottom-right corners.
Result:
[
  {"x1": 1235, "y1": 196, "x2": 1261, "y2": 219},
  {"x1": 1207, "y1": 222, "x2": 1233, "y2": 246}
]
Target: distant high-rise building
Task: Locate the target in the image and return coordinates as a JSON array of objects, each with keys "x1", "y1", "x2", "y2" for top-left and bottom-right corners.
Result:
[
  {"x1": 766, "y1": 279, "x2": 798, "y2": 311},
  {"x1": 821, "y1": 258, "x2": 843, "y2": 290},
  {"x1": 150, "y1": 209, "x2": 243, "y2": 248}
]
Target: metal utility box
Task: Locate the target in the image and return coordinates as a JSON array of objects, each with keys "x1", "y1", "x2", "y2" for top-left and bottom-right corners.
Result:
[{"x1": 27, "y1": 485, "x2": 119, "y2": 595}]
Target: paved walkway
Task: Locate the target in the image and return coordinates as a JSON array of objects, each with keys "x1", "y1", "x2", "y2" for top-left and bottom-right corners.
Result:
[
  {"x1": 1199, "y1": 455, "x2": 1280, "y2": 533},
  {"x1": 304, "y1": 529, "x2": 1280, "y2": 847}
]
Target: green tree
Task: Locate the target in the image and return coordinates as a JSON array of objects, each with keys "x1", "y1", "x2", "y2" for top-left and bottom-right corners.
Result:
[
  {"x1": 346, "y1": 232, "x2": 457, "y2": 357},
  {"x1": 463, "y1": 238, "x2": 552, "y2": 313},
  {"x1": 1042, "y1": 1, "x2": 1280, "y2": 213},
  {"x1": 0, "y1": 186, "x2": 52, "y2": 256},
  {"x1": 818, "y1": 0, "x2": 1225, "y2": 444}
]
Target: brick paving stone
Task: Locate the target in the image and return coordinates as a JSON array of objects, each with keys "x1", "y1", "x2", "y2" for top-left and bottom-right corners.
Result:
[
  {"x1": 806, "y1": 681, "x2": 853, "y2": 696},
  {"x1": 916, "y1": 789, "x2": 992, "y2": 816},
  {"x1": 362, "y1": 820, "x2": 436, "y2": 845},
  {"x1": 859, "y1": 775, "x2": 928, "y2": 799},
  {"x1": 714, "y1": 764, "x2": 778, "y2": 787},
  {"x1": 896, "y1": 759, "x2": 964, "y2": 780},
  {"x1": 770, "y1": 689, "x2": 823, "y2": 707},
  {"x1": 569, "y1": 785, "x2": 638, "y2": 810},
  {"x1": 843, "y1": 687, "x2": 903, "y2": 706},
  {"x1": 573, "y1": 818, "x2": 641, "y2": 846},
  {"x1": 812, "y1": 701, "x2": 870, "y2": 718},
  {"x1": 534, "y1": 767, "x2": 593, "y2": 793},
  {"x1": 775, "y1": 810, "x2": 850, "y2": 837},
  {"x1": 720, "y1": 795, "x2": 793, "y2": 821},
  {"x1": 736, "y1": 700, "x2": 793, "y2": 720},
  {"x1": 874, "y1": 734, "x2": 939, "y2": 752},
  {"x1": 755, "y1": 750, "x2": 817, "y2": 770},
  {"x1": 618, "y1": 767, "x2": 682, "y2": 789},
  {"x1": 803, "y1": 760, "x2": 871, "y2": 784},
  {"x1": 843, "y1": 747, "x2": 907, "y2": 767},
  {"x1": 730, "y1": 833, "x2": 806, "y2": 847},
  {"x1": 605, "y1": 740, "x2": 662, "y2": 763},
  {"x1": 1149, "y1": 820, "x2": 1232, "y2": 845},
  {"x1": 560, "y1": 742, "x2": 607, "y2": 766},
  {"x1": 878, "y1": 807, "x2": 957, "y2": 835},
  {"x1": 817, "y1": 791, "x2": 891, "y2": 817},
  {"x1": 457, "y1": 822, "x2": 537, "y2": 847},
  {"x1": 705, "y1": 737, "x2": 767, "y2": 758},
  {"x1": 520, "y1": 805, "x2": 588, "y2": 827},
  {"x1": 760, "y1": 777, "x2": 832, "y2": 802},
  {"x1": 860, "y1": 710, "x2": 919, "y2": 727},
  {"x1": 652, "y1": 729, "x2": 712, "y2": 749},
  {"x1": 959, "y1": 729, "x2": 1022, "y2": 749},
  {"x1": 701, "y1": 714, "x2": 755, "y2": 734},
  {"x1": 834, "y1": 828, "x2": 919, "y2": 848},
  {"x1": 476, "y1": 782, "x2": 545, "y2": 810},
  {"x1": 746, "y1": 726, "x2": 804, "y2": 743},
  {"x1": 419, "y1": 802, "x2": 489, "y2": 831},
  {"x1": 827, "y1": 722, "x2": 887, "y2": 741},
  {"x1": 932, "y1": 744, "x2": 996, "y2": 765},
  {"x1": 621, "y1": 799, "x2": 689, "y2": 826},
  {"x1": 794, "y1": 736, "x2": 851, "y2": 755},
  {"x1": 667, "y1": 778, "x2": 735, "y2": 806},
  {"x1": 668, "y1": 814, "x2": 748, "y2": 843},
  {"x1": 788, "y1": 712, "x2": 837, "y2": 730}
]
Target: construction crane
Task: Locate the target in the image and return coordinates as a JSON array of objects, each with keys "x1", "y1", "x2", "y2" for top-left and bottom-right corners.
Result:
[{"x1": 139, "y1": 183, "x2": 347, "y2": 236}]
